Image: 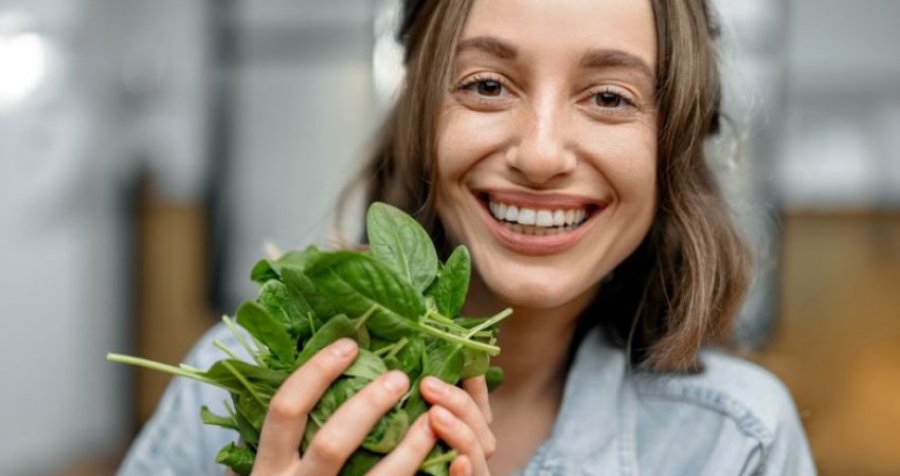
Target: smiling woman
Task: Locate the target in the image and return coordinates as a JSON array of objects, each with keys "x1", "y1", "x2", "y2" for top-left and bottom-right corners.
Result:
[{"x1": 119, "y1": 1, "x2": 816, "y2": 475}]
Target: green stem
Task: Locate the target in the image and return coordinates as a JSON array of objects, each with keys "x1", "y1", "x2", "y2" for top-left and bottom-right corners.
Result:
[
  {"x1": 223, "y1": 316, "x2": 265, "y2": 366},
  {"x1": 356, "y1": 304, "x2": 377, "y2": 329},
  {"x1": 415, "y1": 322, "x2": 500, "y2": 356},
  {"x1": 213, "y1": 339, "x2": 243, "y2": 361},
  {"x1": 221, "y1": 360, "x2": 267, "y2": 408},
  {"x1": 424, "y1": 309, "x2": 456, "y2": 325},
  {"x1": 386, "y1": 337, "x2": 408, "y2": 359},
  {"x1": 107, "y1": 353, "x2": 238, "y2": 392},
  {"x1": 464, "y1": 308, "x2": 513, "y2": 339}
]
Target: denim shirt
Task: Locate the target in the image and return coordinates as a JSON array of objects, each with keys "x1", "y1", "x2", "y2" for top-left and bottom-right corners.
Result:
[{"x1": 119, "y1": 323, "x2": 816, "y2": 476}]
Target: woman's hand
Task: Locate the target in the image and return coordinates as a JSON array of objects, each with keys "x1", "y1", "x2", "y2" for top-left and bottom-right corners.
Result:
[
  {"x1": 251, "y1": 338, "x2": 441, "y2": 476},
  {"x1": 420, "y1": 376, "x2": 497, "y2": 476}
]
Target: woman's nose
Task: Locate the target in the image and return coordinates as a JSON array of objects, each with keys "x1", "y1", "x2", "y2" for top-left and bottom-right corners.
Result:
[{"x1": 508, "y1": 97, "x2": 577, "y2": 185}]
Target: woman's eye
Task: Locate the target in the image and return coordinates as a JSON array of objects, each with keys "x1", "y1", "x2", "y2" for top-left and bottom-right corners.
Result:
[
  {"x1": 594, "y1": 91, "x2": 626, "y2": 108},
  {"x1": 461, "y1": 78, "x2": 505, "y2": 97},
  {"x1": 476, "y1": 80, "x2": 503, "y2": 96}
]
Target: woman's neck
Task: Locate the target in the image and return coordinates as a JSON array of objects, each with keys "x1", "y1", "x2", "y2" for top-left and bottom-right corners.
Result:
[{"x1": 463, "y1": 273, "x2": 598, "y2": 403}]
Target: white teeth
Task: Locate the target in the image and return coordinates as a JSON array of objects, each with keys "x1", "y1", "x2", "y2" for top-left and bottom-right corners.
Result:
[
  {"x1": 536, "y1": 210, "x2": 554, "y2": 227},
  {"x1": 553, "y1": 209, "x2": 566, "y2": 226},
  {"x1": 516, "y1": 208, "x2": 536, "y2": 225},
  {"x1": 505, "y1": 205, "x2": 519, "y2": 222},
  {"x1": 488, "y1": 199, "x2": 590, "y2": 228}
]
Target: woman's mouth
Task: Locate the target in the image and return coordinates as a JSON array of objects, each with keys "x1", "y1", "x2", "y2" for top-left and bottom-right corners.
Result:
[
  {"x1": 487, "y1": 199, "x2": 590, "y2": 235},
  {"x1": 474, "y1": 190, "x2": 604, "y2": 255}
]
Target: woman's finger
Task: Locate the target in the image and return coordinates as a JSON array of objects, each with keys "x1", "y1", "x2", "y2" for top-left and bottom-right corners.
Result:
[
  {"x1": 429, "y1": 405, "x2": 490, "y2": 475},
  {"x1": 367, "y1": 414, "x2": 437, "y2": 476},
  {"x1": 450, "y1": 455, "x2": 474, "y2": 476},
  {"x1": 420, "y1": 376, "x2": 496, "y2": 457},
  {"x1": 461, "y1": 376, "x2": 492, "y2": 423},
  {"x1": 253, "y1": 338, "x2": 358, "y2": 472},
  {"x1": 300, "y1": 370, "x2": 410, "y2": 475}
]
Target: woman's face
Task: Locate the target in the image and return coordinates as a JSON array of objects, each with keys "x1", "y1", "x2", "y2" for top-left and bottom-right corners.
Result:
[{"x1": 434, "y1": 0, "x2": 658, "y2": 311}]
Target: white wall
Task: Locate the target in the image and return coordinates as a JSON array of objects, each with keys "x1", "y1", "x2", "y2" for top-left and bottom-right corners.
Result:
[{"x1": 0, "y1": 0, "x2": 209, "y2": 473}]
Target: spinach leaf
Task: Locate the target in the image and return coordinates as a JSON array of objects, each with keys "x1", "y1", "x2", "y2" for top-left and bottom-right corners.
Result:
[
  {"x1": 296, "y1": 314, "x2": 357, "y2": 366},
  {"x1": 201, "y1": 359, "x2": 285, "y2": 394},
  {"x1": 215, "y1": 442, "x2": 255, "y2": 476},
  {"x1": 343, "y1": 348, "x2": 388, "y2": 381},
  {"x1": 340, "y1": 450, "x2": 381, "y2": 476},
  {"x1": 305, "y1": 251, "x2": 425, "y2": 340},
  {"x1": 423, "y1": 340, "x2": 465, "y2": 384},
  {"x1": 362, "y1": 408, "x2": 409, "y2": 453},
  {"x1": 485, "y1": 366, "x2": 504, "y2": 392},
  {"x1": 366, "y1": 202, "x2": 438, "y2": 292},
  {"x1": 200, "y1": 406, "x2": 238, "y2": 431},
  {"x1": 250, "y1": 245, "x2": 321, "y2": 283},
  {"x1": 426, "y1": 245, "x2": 470, "y2": 317},
  {"x1": 236, "y1": 301, "x2": 295, "y2": 364},
  {"x1": 460, "y1": 347, "x2": 490, "y2": 379}
]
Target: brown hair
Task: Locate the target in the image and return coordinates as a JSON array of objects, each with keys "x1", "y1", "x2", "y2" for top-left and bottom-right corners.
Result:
[{"x1": 347, "y1": 0, "x2": 751, "y2": 372}]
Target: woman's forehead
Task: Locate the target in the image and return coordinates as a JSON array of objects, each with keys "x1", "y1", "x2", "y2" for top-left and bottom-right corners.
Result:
[{"x1": 460, "y1": 0, "x2": 657, "y2": 73}]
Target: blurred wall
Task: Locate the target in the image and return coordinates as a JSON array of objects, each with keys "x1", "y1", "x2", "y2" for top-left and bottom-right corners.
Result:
[{"x1": 0, "y1": 0, "x2": 208, "y2": 473}]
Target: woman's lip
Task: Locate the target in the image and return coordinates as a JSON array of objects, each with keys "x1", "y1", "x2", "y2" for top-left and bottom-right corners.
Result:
[
  {"x1": 475, "y1": 188, "x2": 607, "y2": 209},
  {"x1": 473, "y1": 191, "x2": 599, "y2": 256}
]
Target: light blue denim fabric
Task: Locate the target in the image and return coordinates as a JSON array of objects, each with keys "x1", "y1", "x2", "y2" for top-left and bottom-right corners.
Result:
[{"x1": 119, "y1": 323, "x2": 816, "y2": 475}]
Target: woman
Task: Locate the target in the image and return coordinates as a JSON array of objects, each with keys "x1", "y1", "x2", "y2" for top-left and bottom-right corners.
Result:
[{"x1": 120, "y1": 0, "x2": 816, "y2": 474}]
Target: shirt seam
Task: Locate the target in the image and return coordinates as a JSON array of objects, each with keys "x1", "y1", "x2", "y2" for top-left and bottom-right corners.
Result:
[{"x1": 635, "y1": 383, "x2": 774, "y2": 446}]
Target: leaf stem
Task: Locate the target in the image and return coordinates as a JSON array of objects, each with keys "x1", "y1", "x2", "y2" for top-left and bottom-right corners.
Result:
[
  {"x1": 223, "y1": 315, "x2": 266, "y2": 366},
  {"x1": 213, "y1": 339, "x2": 243, "y2": 361},
  {"x1": 415, "y1": 322, "x2": 500, "y2": 356},
  {"x1": 464, "y1": 308, "x2": 513, "y2": 339},
  {"x1": 221, "y1": 360, "x2": 267, "y2": 408},
  {"x1": 386, "y1": 337, "x2": 408, "y2": 359},
  {"x1": 356, "y1": 304, "x2": 377, "y2": 330},
  {"x1": 106, "y1": 353, "x2": 237, "y2": 392}
]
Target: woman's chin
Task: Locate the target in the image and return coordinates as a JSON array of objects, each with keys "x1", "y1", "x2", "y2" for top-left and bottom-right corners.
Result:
[{"x1": 482, "y1": 275, "x2": 597, "y2": 311}]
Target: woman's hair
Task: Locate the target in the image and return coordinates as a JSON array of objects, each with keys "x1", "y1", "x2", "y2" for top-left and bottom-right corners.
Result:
[{"x1": 347, "y1": 0, "x2": 751, "y2": 372}]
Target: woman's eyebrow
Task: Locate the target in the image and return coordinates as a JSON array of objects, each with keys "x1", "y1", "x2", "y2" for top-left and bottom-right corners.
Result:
[
  {"x1": 579, "y1": 49, "x2": 655, "y2": 83},
  {"x1": 456, "y1": 36, "x2": 518, "y2": 60}
]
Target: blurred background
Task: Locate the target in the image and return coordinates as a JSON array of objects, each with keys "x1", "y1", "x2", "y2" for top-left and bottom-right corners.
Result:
[{"x1": 1, "y1": 0, "x2": 897, "y2": 474}]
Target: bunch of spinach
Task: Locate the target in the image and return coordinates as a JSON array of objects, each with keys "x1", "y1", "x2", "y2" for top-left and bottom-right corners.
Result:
[{"x1": 108, "y1": 202, "x2": 511, "y2": 475}]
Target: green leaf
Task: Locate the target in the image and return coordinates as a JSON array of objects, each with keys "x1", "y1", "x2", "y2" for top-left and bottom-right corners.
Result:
[
  {"x1": 200, "y1": 359, "x2": 285, "y2": 394},
  {"x1": 389, "y1": 337, "x2": 424, "y2": 380},
  {"x1": 424, "y1": 340, "x2": 465, "y2": 384},
  {"x1": 340, "y1": 450, "x2": 382, "y2": 476},
  {"x1": 419, "y1": 443, "x2": 454, "y2": 476},
  {"x1": 258, "y1": 278, "x2": 313, "y2": 343},
  {"x1": 236, "y1": 301, "x2": 295, "y2": 364},
  {"x1": 427, "y1": 245, "x2": 471, "y2": 317},
  {"x1": 200, "y1": 405, "x2": 238, "y2": 431},
  {"x1": 250, "y1": 245, "x2": 322, "y2": 283},
  {"x1": 485, "y1": 366, "x2": 504, "y2": 392},
  {"x1": 296, "y1": 314, "x2": 357, "y2": 366},
  {"x1": 366, "y1": 202, "x2": 438, "y2": 292},
  {"x1": 215, "y1": 442, "x2": 255, "y2": 476},
  {"x1": 305, "y1": 251, "x2": 425, "y2": 340},
  {"x1": 361, "y1": 408, "x2": 409, "y2": 454},
  {"x1": 343, "y1": 348, "x2": 388, "y2": 381},
  {"x1": 460, "y1": 348, "x2": 490, "y2": 379}
]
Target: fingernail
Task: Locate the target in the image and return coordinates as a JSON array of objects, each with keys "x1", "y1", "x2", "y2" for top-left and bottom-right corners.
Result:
[
  {"x1": 383, "y1": 371, "x2": 408, "y2": 392},
  {"x1": 423, "y1": 376, "x2": 444, "y2": 395},
  {"x1": 331, "y1": 338, "x2": 356, "y2": 357}
]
